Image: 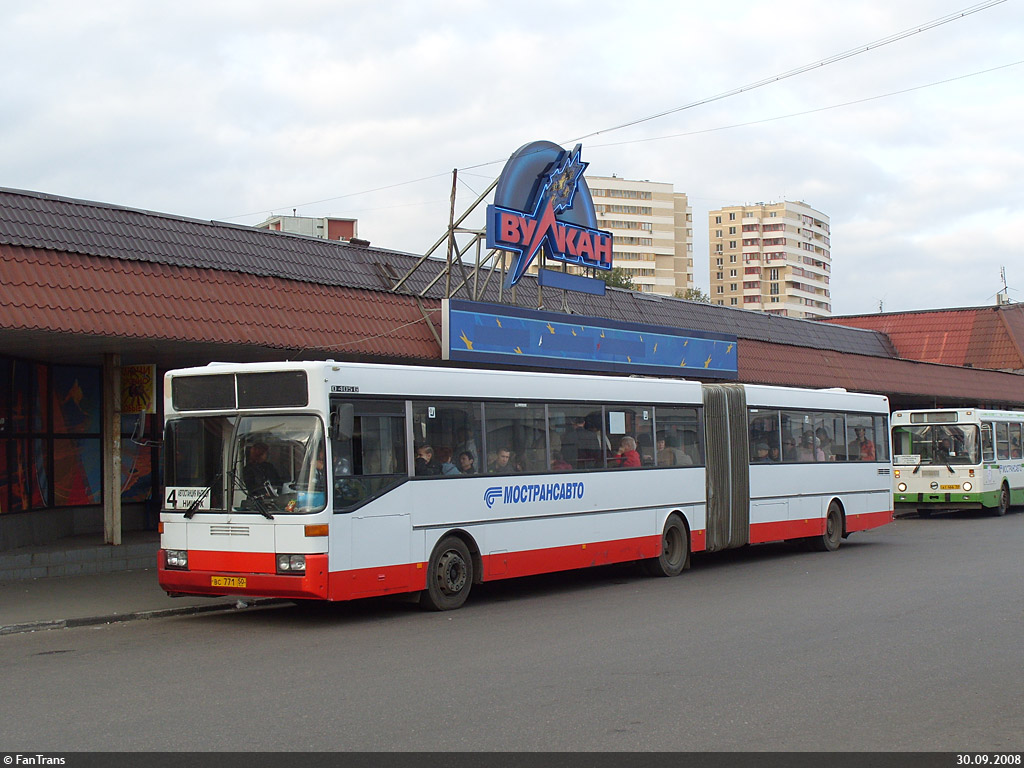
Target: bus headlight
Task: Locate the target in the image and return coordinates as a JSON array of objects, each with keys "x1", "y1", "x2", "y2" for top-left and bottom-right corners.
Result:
[
  {"x1": 276, "y1": 554, "x2": 306, "y2": 574},
  {"x1": 962, "y1": 481, "x2": 972, "y2": 492},
  {"x1": 897, "y1": 483, "x2": 907, "y2": 492},
  {"x1": 165, "y1": 550, "x2": 189, "y2": 569}
]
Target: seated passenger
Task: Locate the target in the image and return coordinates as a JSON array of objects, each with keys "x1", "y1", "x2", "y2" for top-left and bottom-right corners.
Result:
[
  {"x1": 415, "y1": 444, "x2": 442, "y2": 476},
  {"x1": 457, "y1": 451, "x2": 477, "y2": 475},
  {"x1": 752, "y1": 442, "x2": 771, "y2": 462},
  {"x1": 436, "y1": 446, "x2": 461, "y2": 476},
  {"x1": 550, "y1": 450, "x2": 573, "y2": 472},
  {"x1": 797, "y1": 432, "x2": 825, "y2": 462},
  {"x1": 488, "y1": 447, "x2": 518, "y2": 474},
  {"x1": 815, "y1": 428, "x2": 835, "y2": 460},
  {"x1": 657, "y1": 432, "x2": 690, "y2": 466},
  {"x1": 848, "y1": 427, "x2": 875, "y2": 462},
  {"x1": 610, "y1": 436, "x2": 641, "y2": 468}
]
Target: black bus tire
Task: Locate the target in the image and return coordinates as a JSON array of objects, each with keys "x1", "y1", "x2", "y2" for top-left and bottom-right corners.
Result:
[
  {"x1": 642, "y1": 515, "x2": 690, "y2": 577},
  {"x1": 420, "y1": 536, "x2": 473, "y2": 611},
  {"x1": 810, "y1": 502, "x2": 843, "y2": 552}
]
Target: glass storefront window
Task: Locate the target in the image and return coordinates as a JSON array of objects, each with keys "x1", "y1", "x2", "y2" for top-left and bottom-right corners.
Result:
[{"x1": 54, "y1": 437, "x2": 102, "y2": 506}]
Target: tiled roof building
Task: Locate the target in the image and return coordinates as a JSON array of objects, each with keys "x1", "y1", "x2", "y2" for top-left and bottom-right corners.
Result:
[{"x1": 821, "y1": 305, "x2": 1024, "y2": 374}]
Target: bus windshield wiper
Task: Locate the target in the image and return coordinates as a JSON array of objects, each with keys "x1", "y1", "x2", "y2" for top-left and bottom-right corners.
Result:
[
  {"x1": 227, "y1": 470, "x2": 275, "y2": 520},
  {"x1": 184, "y1": 474, "x2": 221, "y2": 519}
]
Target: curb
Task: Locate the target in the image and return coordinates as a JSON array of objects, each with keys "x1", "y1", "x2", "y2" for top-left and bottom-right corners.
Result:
[{"x1": 0, "y1": 597, "x2": 288, "y2": 636}]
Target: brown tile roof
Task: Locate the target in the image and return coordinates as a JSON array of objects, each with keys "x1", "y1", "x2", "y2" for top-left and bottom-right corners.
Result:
[
  {"x1": 0, "y1": 244, "x2": 440, "y2": 360},
  {"x1": 822, "y1": 305, "x2": 1024, "y2": 371},
  {"x1": 0, "y1": 186, "x2": 897, "y2": 359},
  {"x1": 739, "y1": 338, "x2": 1024, "y2": 406}
]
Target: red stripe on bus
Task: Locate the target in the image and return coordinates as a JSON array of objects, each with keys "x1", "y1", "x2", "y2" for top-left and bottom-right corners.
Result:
[
  {"x1": 329, "y1": 563, "x2": 427, "y2": 601},
  {"x1": 480, "y1": 535, "x2": 662, "y2": 581},
  {"x1": 844, "y1": 509, "x2": 894, "y2": 532}
]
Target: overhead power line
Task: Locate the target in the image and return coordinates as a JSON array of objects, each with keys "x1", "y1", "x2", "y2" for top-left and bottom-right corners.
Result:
[
  {"x1": 565, "y1": 0, "x2": 1007, "y2": 143},
  {"x1": 221, "y1": 0, "x2": 1006, "y2": 221}
]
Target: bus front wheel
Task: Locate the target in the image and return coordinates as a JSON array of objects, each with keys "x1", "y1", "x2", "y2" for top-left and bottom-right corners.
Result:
[
  {"x1": 642, "y1": 515, "x2": 690, "y2": 577},
  {"x1": 995, "y1": 484, "x2": 1010, "y2": 517},
  {"x1": 810, "y1": 502, "x2": 843, "y2": 552},
  {"x1": 420, "y1": 536, "x2": 473, "y2": 611}
]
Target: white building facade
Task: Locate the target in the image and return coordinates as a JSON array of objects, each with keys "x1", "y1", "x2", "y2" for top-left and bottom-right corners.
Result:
[{"x1": 586, "y1": 176, "x2": 694, "y2": 296}]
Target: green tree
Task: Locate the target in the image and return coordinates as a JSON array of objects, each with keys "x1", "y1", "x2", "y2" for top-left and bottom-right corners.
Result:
[
  {"x1": 596, "y1": 267, "x2": 635, "y2": 290},
  {"x1": 675, "y1": 287, "x2": 710, "y2": 302}
]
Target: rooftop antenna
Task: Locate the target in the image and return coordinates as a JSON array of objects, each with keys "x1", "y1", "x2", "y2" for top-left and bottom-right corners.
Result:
[{"x1": 996, "y1": 266, "x2": 1017, "y2": 306}]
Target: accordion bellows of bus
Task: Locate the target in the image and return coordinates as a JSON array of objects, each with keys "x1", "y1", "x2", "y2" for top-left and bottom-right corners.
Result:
[{"x1": 158, "y1": 361, "x2": 894, "y2": 610}]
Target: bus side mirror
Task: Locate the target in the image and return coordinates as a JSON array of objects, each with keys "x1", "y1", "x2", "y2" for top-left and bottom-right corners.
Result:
[{"x1": 331, "y1": 404, "x2": 354, "y2": 441}]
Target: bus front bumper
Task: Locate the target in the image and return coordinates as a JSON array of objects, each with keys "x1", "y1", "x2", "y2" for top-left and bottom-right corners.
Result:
[
  {"x1": 894, "y1": 491, "x2": 992, "y2": 510},
  {"x1": 158, "y1": 551, "x2": 329, "y2": 600}
]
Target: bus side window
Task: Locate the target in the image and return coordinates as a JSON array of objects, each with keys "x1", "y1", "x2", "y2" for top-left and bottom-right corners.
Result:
[
  {"x1": 656, "y1": 406, "x2": 702, "y2": 467},
  {"x1": 981, "y1": 423, "x2": 995, "y2": 462},
  {"x1": 1009, "y1": 423, "x2": 1022, "y2": 459},
  {"x1": 995, "y1": 422, "x2": 1010, "y2": 460},
  {"x1": 331, "y1": 399, "x2": 407, "y2": 510}
]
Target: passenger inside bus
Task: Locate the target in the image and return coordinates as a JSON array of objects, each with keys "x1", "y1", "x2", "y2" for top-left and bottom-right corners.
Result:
[
  {"x1": 609, "y1": 436, "x2": 641, "y2": 468},
  {"x1": 436, "y1": 446, "x2": 460, "y2": 476},
  {"x1": 657, "y1": 432, "x2": 690, "y2": 466},
  {"x1": 848, "y1": 427, "x2": 876, "y2": 461},
  {"x1": 488, "y1": 447, "x2": 518, "y2": 474},
  {"x1": 415, "y1": 444, "x2": 442, "y2": 476},
  {"x1": 457, "y1": 451, "x2": 477, "y2": 474}
]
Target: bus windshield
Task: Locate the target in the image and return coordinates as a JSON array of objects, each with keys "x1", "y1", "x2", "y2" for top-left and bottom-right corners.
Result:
[
  {"x1": 891, "y1": 424, "x2": 979, "y2": 466},
  {"x1": 165, "y1": 414, "x2": 327, "y2": 514}
]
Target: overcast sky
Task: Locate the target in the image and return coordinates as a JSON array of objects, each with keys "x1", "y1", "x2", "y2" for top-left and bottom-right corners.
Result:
[{"x1": 3, "y1": 0, "x2": 1022, "y2": 315}]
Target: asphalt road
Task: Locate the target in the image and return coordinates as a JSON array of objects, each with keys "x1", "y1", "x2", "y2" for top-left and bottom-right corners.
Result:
[{"x1": 2, "y1": 512, "x2": 1022, "y2": 752}]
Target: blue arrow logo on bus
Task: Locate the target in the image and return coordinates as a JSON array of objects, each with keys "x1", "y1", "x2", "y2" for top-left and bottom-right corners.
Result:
[{"x1": 484, "y1": 487, "x2": 503, "y2": 509}]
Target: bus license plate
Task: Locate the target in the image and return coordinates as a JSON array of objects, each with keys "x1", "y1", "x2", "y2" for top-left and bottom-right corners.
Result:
[{"x1": 211, "y1": 576, "x2": 246, "y2": 589}]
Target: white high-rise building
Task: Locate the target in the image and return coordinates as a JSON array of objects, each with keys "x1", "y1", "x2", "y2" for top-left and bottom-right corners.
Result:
[
  {"x1": 588, "y1": 176, "x2": 694, "y2": 295},
  {"x1": 708, "y1": 201, "x2": 831, "y2": 318}
]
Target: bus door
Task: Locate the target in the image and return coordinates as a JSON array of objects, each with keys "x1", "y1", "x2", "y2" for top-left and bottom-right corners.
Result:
[
  {"x1": 329, "y1": 398, "x2": 412, "y2": 594},
  {"x1": 702, "y1": 384, "x2": 750, "y2": 552}
]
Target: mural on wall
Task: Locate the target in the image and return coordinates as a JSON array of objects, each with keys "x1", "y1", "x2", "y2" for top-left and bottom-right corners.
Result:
[{"x1": 51, "y1": 366, "x2": 101, "y2": 506}]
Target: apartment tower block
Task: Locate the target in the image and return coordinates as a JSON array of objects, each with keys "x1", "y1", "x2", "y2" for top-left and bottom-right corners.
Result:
[{"x1": 708, "y1": 201, "x2": 831, "y2": 318}]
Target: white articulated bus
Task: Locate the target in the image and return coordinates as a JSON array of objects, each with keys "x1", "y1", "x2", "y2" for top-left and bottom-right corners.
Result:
[
  {"x1": 158, "y1": 361, "x2": 893, "y2": 610},
  {"x1": 891, "y1": 407, "x2": 1024, "y2": 517}
]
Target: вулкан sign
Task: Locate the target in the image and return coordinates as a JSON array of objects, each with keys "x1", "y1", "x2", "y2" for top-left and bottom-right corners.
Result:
[{"x1": 486, "y1": 141, "x2": 613, "y2": 290}]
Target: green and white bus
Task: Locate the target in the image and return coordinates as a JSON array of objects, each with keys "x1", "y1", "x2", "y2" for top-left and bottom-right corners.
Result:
[{"x1": 891, "y1": 407, "x2": 1024, "y2": 517}]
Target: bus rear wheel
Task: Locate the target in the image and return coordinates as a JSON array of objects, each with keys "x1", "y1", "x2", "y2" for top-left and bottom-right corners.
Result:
[
  {"x1": 995, "y1": 484, "x2": 1010, "y2": 517},
  {"x1": 642, "y1": 515, "x2": 690, "y2": 577},
  {"x1": 420, "y1": 536, "x2": 473, "y2": 611},
  {"x1": 810, "y1": 502, "x2": 843, "y2": 552}
]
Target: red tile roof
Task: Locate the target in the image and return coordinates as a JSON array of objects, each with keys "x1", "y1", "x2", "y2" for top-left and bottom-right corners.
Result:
[
  {"x1": 740, "y1": 338, "x2": 1024, "y2": 405},
  {"x1": 821, "y1": 306, "x2": 1024, "y2": 371},
  {"x1": 0, "y1": 245, "x2": 441, "y2": 360}
]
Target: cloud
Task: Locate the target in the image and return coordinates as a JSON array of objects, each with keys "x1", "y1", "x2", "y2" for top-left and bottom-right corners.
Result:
[{"x1": 2, "y1": 0, "x2": 1022, "y2": 315}]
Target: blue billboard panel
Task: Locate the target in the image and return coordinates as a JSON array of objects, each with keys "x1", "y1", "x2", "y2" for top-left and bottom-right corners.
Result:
[{"x1": 444, "y1": 300, "x2": 738, "y2": 379}]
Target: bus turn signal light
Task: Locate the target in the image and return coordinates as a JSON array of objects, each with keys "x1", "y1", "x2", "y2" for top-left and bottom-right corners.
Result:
[{"x1": 304, "y1": 524, "x2": 329, "y2": 537}]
